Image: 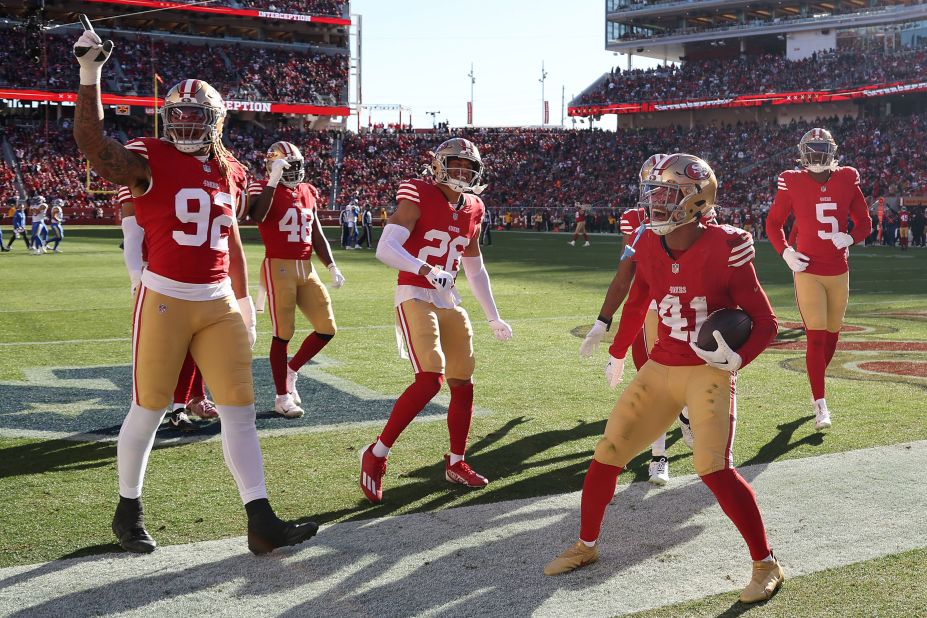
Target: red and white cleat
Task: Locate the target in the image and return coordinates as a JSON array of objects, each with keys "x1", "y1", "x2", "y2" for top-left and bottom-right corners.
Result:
[
  {"x1": 444, "y1": 455, "x2": 489, "y2": 488},
  {"x1": 359, "y1": 443, "x2": 387, "y2": 503}
]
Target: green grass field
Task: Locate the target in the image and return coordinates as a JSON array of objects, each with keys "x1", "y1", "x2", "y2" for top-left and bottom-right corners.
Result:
[{"x1": 1, "y1": 227, "x2": 925, "y2": 613}]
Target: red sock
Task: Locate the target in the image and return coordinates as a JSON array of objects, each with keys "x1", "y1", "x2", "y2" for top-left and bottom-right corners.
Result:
[
  {"x1": 805, "y1": 329, "x2": 828, "y2": 400},
  {"x1": 173, "y1": 352, "x2": 196, "y2": 405},
  {"x1": 380, "y1": 372, "x2": 444, "y2": 447},
  {"x1": 579, "y1": 459, "x2": 623, "y2": 543},
  {"x1": 701, "y1": 468, "x2": 770, "y2": 561},
  {"x1": 189, "y1": 365, "x2": 205, "y2": 400},
  {"x1": 824, "y1": 331, "x2": 840, "y2": 368},
  {"x1": 447, "y1": 382, "x2": 474, "y2": 455},
  {"x1": 288, "y1": 332, "x2": 332, "y2": 372},
  {"x1": 270, "y1": 336, "x2": 289, "y2": 396}
]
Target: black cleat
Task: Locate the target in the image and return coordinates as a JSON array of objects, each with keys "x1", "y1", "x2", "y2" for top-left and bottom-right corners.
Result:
[
  {"x1": 168, "y1": 409, "x2": 197, "y2": 432},
  {"x1": 247, "y1": 516, "x2": 318, "y2": 555},
  {"x1": 112, "y1": 497, "x2": 157, "y2": 553}
]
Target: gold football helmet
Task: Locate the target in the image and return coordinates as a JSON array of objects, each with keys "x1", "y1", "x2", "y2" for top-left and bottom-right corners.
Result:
[
  {"x1": 639, "y1": 153, "x2": 668, "y2": 182},
  {"x1": 266, "y1": 141, "x2": 305, "y2": 188},
  {"x1": 798, "y1": 128, "x2": 838, "y2": 173},
  {"x1": 161, "y1": 79, "x2": 227, "y2": 153},
  {"x1": 638, "y1": 153, "x2": 718, "y2": 236},
  {"x1": 429, "y1": 138, "x2": 487, "y2": 195}
]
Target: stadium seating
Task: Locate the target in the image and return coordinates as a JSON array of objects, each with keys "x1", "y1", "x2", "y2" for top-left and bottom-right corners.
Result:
[{"x1": 576, "y1": 48, "x2": 927, "y2": 106}]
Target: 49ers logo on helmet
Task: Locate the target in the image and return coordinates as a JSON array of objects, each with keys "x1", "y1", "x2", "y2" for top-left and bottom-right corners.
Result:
[{"x1": 684, "y1": 161, "x2": 711, "y2": 180}]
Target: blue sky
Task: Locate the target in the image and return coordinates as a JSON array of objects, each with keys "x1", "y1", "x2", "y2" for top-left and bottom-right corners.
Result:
[{"x1": 351, "y1": 0, "x2": 659, "y2": 129}]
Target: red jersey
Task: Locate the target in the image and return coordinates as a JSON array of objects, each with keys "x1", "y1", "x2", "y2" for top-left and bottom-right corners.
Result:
[
  {"x1": 395, "y1": 179, "x2": 484, "y2": 288},
  {"x1": 575, "y1": 210, "x2": 586, "y2": 223},
  {"x1": 126, "y1": 138, "x2": 247, "y2": 285},
  {"x1": 609, "y1": 224, "x2": 777, "y2": 368},
  {"x1": 900, "y1": 211, "x2": 910, "y2": 228},
  {"x1": 249, "y1": 179, "x2": 320, "y2": 260},
  {"x1": 766, "y1": 166, "x2": 871, "y2": 276},
  {"x1": 619, "y1": 207, "x2": 648, "y2": 236}
]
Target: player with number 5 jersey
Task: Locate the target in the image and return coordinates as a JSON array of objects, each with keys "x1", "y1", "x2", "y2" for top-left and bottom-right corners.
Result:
[
  {"x1": 358, "y1": 138, "x2": 512, "y2": 504},
  {"x1": 766, "y1": 128, "x2": 872, "y2": 430},
  {"x1": 73, "y1": 21, "x2": 317, "y2": 558},
  {"x1": 248, "y1": 141, "x2": 344, "y2": 419}
]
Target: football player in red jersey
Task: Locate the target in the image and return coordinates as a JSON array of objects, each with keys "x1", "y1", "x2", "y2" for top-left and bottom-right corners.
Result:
[
  {"x1": 898, "y1": 206, "x2": 910, "y2": 251},
  {"x1": 766, "y1": 128, "x2": 872, "y2": 430},
  {"x1": 547, "y1": 154, "x2": 784, "y2": 604},
  {"x1": 569, "y1": 205, "x2": 590, "y2": 246},
  {"x1": 73, "y1": 23, "x2": 316, "y2": 555},
  {"x1": 580, "y1": 154, "x2": 692, "y2": 486},
  {"x1": 118, "y1": 187, "x2": 217, "y2": 431},
  {"x1": 248, "y1": 141, "x2": 344, "y2": 419},
  {"x1": 358, "y1": 138, "x2": 512, "y2": 503}
]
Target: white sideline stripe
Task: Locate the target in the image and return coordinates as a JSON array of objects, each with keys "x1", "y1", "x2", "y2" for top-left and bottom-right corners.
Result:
[
  {"x1": 0, "y1": 441, "x2": 925, "y2": 617},
  {"x1": 0, "y1": 315, "x2": 591, "y2": 347}
]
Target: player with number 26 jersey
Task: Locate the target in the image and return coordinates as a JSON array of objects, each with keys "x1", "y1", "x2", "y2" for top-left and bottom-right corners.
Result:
[
  {"x1": 765, "y1": 128, "x2": 872, "y2": 430},
  {"x1": 248, "y1": 141, "x2": 344, "y2": 419}
]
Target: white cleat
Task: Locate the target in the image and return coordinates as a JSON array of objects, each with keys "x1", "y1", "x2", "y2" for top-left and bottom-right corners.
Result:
[
  {"x1": 568, "y1": 240, "x2": 575, "y2": 246},
  {"x1": 286, "y1": 366, "x2": 301, "y2": 405},
  {"x1": 648, "y1": 456, "x2": 669, "y2": 486},
  {"x1": 813, "y1": 398, "x2": 832, "y2": 430},
  {"x1": 583, "y1": 241, "x2": 590, "y2": 247},
  {"x1": 274, "y1": 393, "x2": 304, "y2": 419}
]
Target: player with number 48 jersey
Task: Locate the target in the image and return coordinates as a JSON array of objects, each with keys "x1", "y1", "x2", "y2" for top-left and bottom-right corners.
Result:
[
  {"x1": 766, "y1": 128, "x2": 872, "y2": 430},
  {"x1": 247, "y1": 141, "x2": 344, "y2": 419},
  {"x1": 358, "y1": 138, "x2": 512, "y2": 504}
]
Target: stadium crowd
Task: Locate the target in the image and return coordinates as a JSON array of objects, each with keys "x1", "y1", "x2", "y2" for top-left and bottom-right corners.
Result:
[
  {"x1": 3, "y1": 111, "x2": 927, "y2": 242},
  {"x1": 576, "y1": 47, "x2": 927, "y2": 106},
  {"x1": 1, "y1": 29, "x2": 349, "y2": 106},
  {"x1": 236, "y1": 0, "x2": 347, "y2": 16}
]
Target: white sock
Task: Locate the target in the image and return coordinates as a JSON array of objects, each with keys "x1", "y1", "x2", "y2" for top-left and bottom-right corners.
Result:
[
  {"x1": 581, "y1": 539, "x2": 596, "y2": 548},
  {"x1": 372, "y1": 439, "x2": 390, "y2": 458},
  {"x1": 117, "y1": 403, "x2": 166, "y2": 499},
  {"x1": 761, "y1": 552, "x2": 775, "y2": 563},
  {"x1": 217, "y1": 404, "x2": 268, "y2": 504},
  {"x1": 172, "y1": 402, "x2": 186, "y2": 412},
  {"x1": 651, "y1": 434, "x2": 666, "y2": 457},
  {"x1": 449, "y1": 452, "x2": 464, "y2": 466},
  {"x1": 680, "y1": 406, "x2": 690, "y2": 421}
]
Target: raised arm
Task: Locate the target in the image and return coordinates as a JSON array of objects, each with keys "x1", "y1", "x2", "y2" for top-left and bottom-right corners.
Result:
[{"x1": 72, "y1": 20, "x2": 150, "y2": 193}]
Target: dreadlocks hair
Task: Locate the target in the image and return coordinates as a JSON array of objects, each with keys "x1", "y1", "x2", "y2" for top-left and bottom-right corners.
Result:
[{"x1": 211, "y1": 117, "x2": 242, "y2": 193}]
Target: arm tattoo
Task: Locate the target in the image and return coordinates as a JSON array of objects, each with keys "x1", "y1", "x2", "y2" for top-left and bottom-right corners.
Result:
[{"x1": 74, "y1": 85, "x2": 149, "y2": 188}]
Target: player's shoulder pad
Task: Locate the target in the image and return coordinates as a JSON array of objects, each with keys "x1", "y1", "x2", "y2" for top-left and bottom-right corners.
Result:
[
  {"x1": 304, "y1": 182, "x2": 320, "y2": 200},
  {"x1": 124, "y1": 137, "x2": 154, "y2": 160},
  {"x1": 837, "y1": 165, "x2": 861, "y2": 185},
  {"x1": 396, "y1": 178, "x2": 423, "y2": 204},
  {"x1": 715, "y1": 224, "x2": 755, "y2": 267},
  {"x1": 777, "y1": 169, "x2": 802, "y2": 191},
  {"x1": 465, "y1": 192, "x2": 485, "y2": 213},
  {"x1": 116, "y1": 186, "x2": 133, "y2": 204}
]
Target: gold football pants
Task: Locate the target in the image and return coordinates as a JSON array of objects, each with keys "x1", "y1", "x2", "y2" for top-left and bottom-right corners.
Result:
[
  {"x1": 396, "y1": 299, "x2": 475, "y2": 380},
  {"x1": 261, "y1": 257, "x2": 336, "y2": 341},
  {"x1": 793, "y1": 271, "x2": 849, "y2": 332},
  {"x1": 131, "y1": 286, "x2": 254, "y2": 409},
  {"x1": 595, "y1": 361, "x2": 737, "y2": 476}
]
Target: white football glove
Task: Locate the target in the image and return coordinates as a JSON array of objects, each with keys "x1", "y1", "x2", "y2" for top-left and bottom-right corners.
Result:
[
  {"x1": 237, "y1": 296, "x2": 257, "y2": 349},
  {"x1": 831, "y1": 232, "x2": 854, "y2": 250},
  {"x1": 689, "y1": 330, "x2": 743, "y2": 372},
  {"x1": 129, "y1": 270, "x2": 141, "y2": 297},
  {"x1": 782, "y1": 246, "x2": 810, "y2": 273},
  {"x1": 580, "y1": 319, "x2": 610, "y2": 358},
  {"x1": 425, "y1": 267, "x2": 455, "y2": 291},
  {"x1": 327, "y1": 263, "x2": 345, "y2": 289},
  {"x1": 605, "y1": 355, "x2": 625, "y2": 389},
  {"x1": 266, "y1": 159, "x2": 290, "y2": 188},
  {"x1": 488, "y1": 318, "x2": 512, "y2": 342},
  {"x1": 73, "y1": 29, "x2": 114, "y2": 86}
]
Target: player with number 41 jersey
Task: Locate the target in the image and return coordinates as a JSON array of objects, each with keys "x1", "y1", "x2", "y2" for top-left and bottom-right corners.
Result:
[
  {"x1": 766, "y1": 128, "x2": 872, "y2": 430},
  {"x1": 358, "y1": 138, "x2": 512, "y2": 505},
  {"x1": 248, "y1": 141, "x2": 344, "y2": 419}
]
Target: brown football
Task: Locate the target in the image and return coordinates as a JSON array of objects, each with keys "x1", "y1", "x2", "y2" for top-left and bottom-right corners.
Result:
[{"x1": 696, "y1": 309, "x2": 753, "y2": 352}]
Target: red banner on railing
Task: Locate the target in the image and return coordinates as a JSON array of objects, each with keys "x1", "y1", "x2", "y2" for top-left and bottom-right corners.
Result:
[
  {"x1": 568, "y1": 79, "x2": 927, "y2": 117},
  {"x1": 0, "y1": 88, "x2": 350, "y2": 117},
  {"x1": 83, "y1": 0, "x2": 351, "y2": 25}
]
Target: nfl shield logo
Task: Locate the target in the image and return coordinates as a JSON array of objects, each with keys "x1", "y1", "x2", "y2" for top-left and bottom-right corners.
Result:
[
  {"x1": 672, "y1": 263, "x2": 680, "y2": 274},
  {"x1": 452, "y1": 213, "x2": 459, "y2": 220},
  {"x1": 203, "y1": 164, "x2": 211, "y2": 173}
]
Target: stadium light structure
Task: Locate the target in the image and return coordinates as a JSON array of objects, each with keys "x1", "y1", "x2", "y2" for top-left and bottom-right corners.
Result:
[
  {"x1": 427, "y1": 110, "x2": 441, "y2": 130},
  {"x1": 468, "y1": 63, "x2": 475, "y2": 125},
  {"x1": 539, "y1": 61, "x2": 548, "y2": 125}
]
